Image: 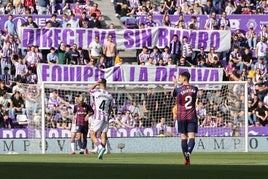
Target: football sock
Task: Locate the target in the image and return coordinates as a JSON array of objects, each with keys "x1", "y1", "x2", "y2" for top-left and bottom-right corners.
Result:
[
  {"x1": 71, "y1": 141, "x2": 75, "y2": 152},
  {"x1": 181, "y1": 139, "x2": 188, "y2": 157},
  {"x1": 77, "y1": 139, "x2": 82, "y2": 150},
  {"x1": 188, "y1": 138, "x2": 195, "y2": 154}
]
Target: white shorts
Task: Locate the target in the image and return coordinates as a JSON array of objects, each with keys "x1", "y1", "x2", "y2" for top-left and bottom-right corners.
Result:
[
  {"x1": 90, "y1": 120, "x2": 108, "y2": 133},
  {"x1": 71, "y1": 123, "x2": 77, "y2": 133}
]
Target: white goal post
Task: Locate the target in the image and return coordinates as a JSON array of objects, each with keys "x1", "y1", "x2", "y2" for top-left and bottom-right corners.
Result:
[{"x1": 36, "y1": 81, "x2": 248, "y2": 154}]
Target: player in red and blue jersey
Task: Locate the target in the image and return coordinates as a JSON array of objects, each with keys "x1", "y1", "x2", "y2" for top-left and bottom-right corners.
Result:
[{"x1": 173, "y1": 71, "x2": 198, "y2": 165}]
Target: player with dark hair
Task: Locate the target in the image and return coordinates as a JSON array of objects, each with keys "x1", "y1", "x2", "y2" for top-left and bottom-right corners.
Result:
[
  {"x1": 70, "y1": 95, "x2": 93, "y2": 155},
  {"x1": 173, "y1": 71, "x2": 198, "y2": 165},
  {"x1": 89, "y1": 78, "x2": 113, "y2": 159}
]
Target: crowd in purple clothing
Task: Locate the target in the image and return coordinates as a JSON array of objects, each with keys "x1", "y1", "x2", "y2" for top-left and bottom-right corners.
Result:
[{"x1": 0, "y1": 0, "x2": 267, "y2": 129}]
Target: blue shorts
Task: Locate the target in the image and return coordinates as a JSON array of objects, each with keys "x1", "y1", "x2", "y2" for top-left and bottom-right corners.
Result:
[{"x1": 177, "y1": 120, "x2": 198, "y2": 134}]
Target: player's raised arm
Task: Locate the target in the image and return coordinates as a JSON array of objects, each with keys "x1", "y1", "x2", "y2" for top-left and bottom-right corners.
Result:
[
  {"x1": 172, "y1": 75, "x2": 178, "y2": 88},
  {"x1": 88, "y1": 79, "x2": 102, "y2": 91}
]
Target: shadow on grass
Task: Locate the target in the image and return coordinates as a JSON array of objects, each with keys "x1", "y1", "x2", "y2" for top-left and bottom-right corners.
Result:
[{"x1": 0, "y1": 162, "x2": 267, "y2": 179}]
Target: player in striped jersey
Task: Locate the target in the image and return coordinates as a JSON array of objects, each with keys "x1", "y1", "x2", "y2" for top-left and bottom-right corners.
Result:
[
  {"x1": 89, "y1": 78, "x2": 113, "y2": 159},
  {"x1": 173, "y1": 71, "x2": 198, "y2": 165}
]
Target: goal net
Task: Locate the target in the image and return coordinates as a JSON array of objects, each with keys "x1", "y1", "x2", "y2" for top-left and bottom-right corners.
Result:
[{"x1": 8, "y1": 81, "x2": 248, "y2": 153}]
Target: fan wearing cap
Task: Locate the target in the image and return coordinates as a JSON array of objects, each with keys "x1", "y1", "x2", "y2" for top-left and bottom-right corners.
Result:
[{"x1": 88, "y1": 78, "x2": 114, "y2": 159}]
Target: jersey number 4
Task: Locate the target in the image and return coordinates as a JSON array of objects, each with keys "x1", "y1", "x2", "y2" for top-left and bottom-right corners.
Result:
[{"x1": 99, "y1": 100, "x2": 111, "y2": 111}]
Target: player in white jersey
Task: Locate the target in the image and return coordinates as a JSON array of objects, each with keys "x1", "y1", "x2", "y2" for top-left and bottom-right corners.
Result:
[{"x1": 89, "y1": 78, "x2": 113, "y2": 159}]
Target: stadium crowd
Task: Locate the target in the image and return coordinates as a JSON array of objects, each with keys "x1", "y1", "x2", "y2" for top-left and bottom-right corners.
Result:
[{"x1": 0, "y1": 0, "x2": 267, "y2": 133}]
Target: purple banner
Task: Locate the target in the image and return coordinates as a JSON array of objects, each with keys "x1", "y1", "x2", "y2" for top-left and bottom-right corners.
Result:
[
  {"x1": 0, "y1": 127, "x2": 267, "y2": 139},
  {"x1": 37, "y1": 64, "x2": 223, "y2": 83},
  {"x1": 138, "y1": 14, "x2": 268, "y2": 33}
]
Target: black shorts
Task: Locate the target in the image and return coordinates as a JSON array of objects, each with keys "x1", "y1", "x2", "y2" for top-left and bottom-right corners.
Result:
[
  {"x1": 76, "y1": 125, "x2": 88, "y2": 135},
  {"x1": 177, "y1": 120, "x2": 198, "y2": 134}
]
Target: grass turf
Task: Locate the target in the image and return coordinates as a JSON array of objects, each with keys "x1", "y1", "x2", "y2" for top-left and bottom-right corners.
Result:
[{"x1": 0, "y1": 153, "x2": 267, "y2": 179}]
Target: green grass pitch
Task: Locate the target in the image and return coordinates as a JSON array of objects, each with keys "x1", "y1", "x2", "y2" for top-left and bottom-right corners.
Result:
[{"x1": 0, "y1": 153, "x2": 267, "y2": 179}]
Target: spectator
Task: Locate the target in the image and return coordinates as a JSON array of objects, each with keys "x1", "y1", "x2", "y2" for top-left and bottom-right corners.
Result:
[
  {"x1": 78, "y1": 11, "x2": 90, "y2": 28},
  {"x1": 177, "y1": 56, "x2": 192, "y2": 67},
  {"x1": 246, "y1": 26, "x2": 257, "y2": 49},
  {"x1": 218, "y1": 11, "x2": 230, "y2": 30},
  {"x1": 156, "y1": 117, "x2": 168, "y2": 135},
  {"x1": 62, "y1": 3, "x2": 72, "y2": 16},
  {"x1": 234, "y1": 0, "x2": 246, "y2": 14},
  {"x1": 10, "y1": 91, "x2": 26, "y2": 118},
  {"x1": 77, "y1": 47, "x2": 87, "y2": 65},
  {"x1": 248, "y1": 99, "x2": 257, "y2": 126},
  {"x1": 89, "y1": 3, "x2": 102, "y2": 20},
  {"x1": 1, "y1": 67, "x2": 12, "y2": 92},
  {"x1": 254, "y1": 58, "x2": 267, "y2": 78},
  {"x1": 61, "y1": 14, "x2": 69, "y2": 28},
  {"x1": 258, "y1": 25, "x2": 268, "y2": 40},
  {"x1": 241, "y1": 47, "x2": 254, "y2": 70},
  {"x1": 4, "y1": 14, "x2": 17, "y2": 36},
  {"x1": 192, "y1": 1, "x2": 203, "y2": 15},
  {"x1": 121, "y1": 110, "x2": 135, "y2": 128},
  {"x1": 187, "y1": 16, "x2": 199, "y2": 30},
  {"x1": 25, "y1": 84, "x2": 39, "y2": 116},
  {"x1": 45, "y1": 112, "x2": 56, "y2": 128},
  {"x1": 72, "y1": 1, "x2": 83, "y2": 15},
  {"x1": 88, "y1": 13, "x2": 102, "y2": 28},
  {"x1": 161, "y1": 46, "x2": 171, "y2": 65},
  {"x1": 57, "y1": 42, "x2": 67, "y2": 64},
  {"x1": 201, "y1": 112, "x2": 216, "y2": 127},
  {"x1": 229, "y1": 46, "x2": 243, "y2": 73},
  {"x1": 25, "y1": 68, "x2": 37, "y2": 84},
  {"x1": 14, "y1": 2, "x2": 25, "y2": 15},
  {"x1": 57, "y1": 110, "x2": 72, "y2": 130},
  {"x1": 68, "y1": 13, "x2": 79, "y2": 28},
  {"x1": 255, "y1": 36, "x2": 268, "y2": 65},
  {"x1": 169, "y1": 34, "x2": 181, "y2": 65},
  {"x1": 225, "y1": 0, "x2": 236, "y2": 15},
  {"x1": 0, "y1": 2, "x2": 5, "y2": 14},
  {"x1": 138, "y1": 46, "x2": 150, "y2": 64},
  {"x1": 47, "y1": 47, "x2": 58, "y2": 64},
  {"x1": 95, "y1": 55, "x2": 106, "y2": 69},
  {"x1": 203, "y1": 0, "x2": 215, "y2": 15},
  {"x1": 181, "y1": 36, "x2": 193, "y2": 64},
  {"x1": 195, "y1": 46, "x2": 208, "y2": 63},
  {"x1": 64, "y1": 45, "x2": 72, "y2": 64},
  {"x1": 255, "y1": 100, "x2": 268, "y2": 126},
  {"x1": 47, "y1": 89, "x2": 69, "y2": 110},
  {"x1": 5, "y1": 2, "x2": 15, "y2": 14},
  {"x1": 207, "y1": 47, "x2": 219, "y2": 66},
  {"x1": 103, "y1": 35, "x2": 117, "y2": 68},
  {"x1": 143, "y1": 89, "x2": 158, "y2": 127},
  {"x1": 70, "y1": 44, "x2": 79, "y2": 65},
  {"x1": 37, "y1": 0, "x2": 49, "y2": 15},
  {"x1": 0, "y1": 41, "x2": 12, "y2": 75},
  {"x1": 137, "y1": 5, "x2": 148, "y2": 15},
  {"x1": 162, "y1": 12, "x2": 171, "y2": 27},
  {"x1": 150, "y1": 3, "x2": 160, "y2": 15},
  {"x1": 0, "y1": 111, "x2": 12, "y2": 129},
  {"x1": 145, "y1": 13, "x2": 158, "y2": 28},
  {"x1": 47, "y1": 14, "x2": 61, "y2": 28},
  {"x1": 149, "y1": 46, "x2": 162, "y2": 65},
  {"x1": 21, "y1": 15, "x2": 39, "y2": 28},
  {"x1": 205, "y1": 11, "x2": 219, "y2": 30},
  {"x1": 11, "y1": 55, "x2": 28, "y2": 81},
  {"x1": 88, "y1": 36, "x2": 103, "y2": 64}
]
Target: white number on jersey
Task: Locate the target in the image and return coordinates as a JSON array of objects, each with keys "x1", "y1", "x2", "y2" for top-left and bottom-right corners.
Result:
[{"x1": 185, "y1": 95, "x2": 192, "y2": 110}]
